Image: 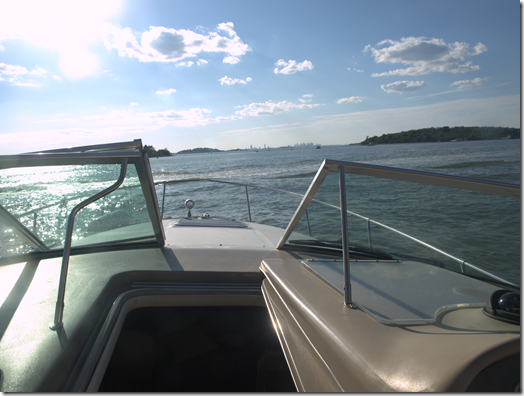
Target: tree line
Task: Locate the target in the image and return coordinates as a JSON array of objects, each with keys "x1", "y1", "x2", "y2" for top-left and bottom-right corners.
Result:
[
  {"x1": 176, "y1": 147, "x2": 221, "y2": 154},
  {"x1": 143, "y1": 145, "x2": 172, "y2": 157},
  {"x1": 360, "y1": 126, "x2": 520, "y2": 145}
]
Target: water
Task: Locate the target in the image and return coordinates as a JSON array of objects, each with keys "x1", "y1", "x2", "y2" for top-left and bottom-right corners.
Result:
[
  {"x1": 151, "y1": 139, "x2": 520, "y2": 216},
  {"x1": 0, "y1": 139, "x2": 520, "y2": 284},
  {"x1": 151, "y1": 139, "x2": 520, "y2": 284}
]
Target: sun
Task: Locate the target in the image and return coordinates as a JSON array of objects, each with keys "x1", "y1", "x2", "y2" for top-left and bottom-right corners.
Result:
[
  {"x1": 0, "y1": 0, "x2": 120, "y2": 78},
  {"x1": 60, "y1": 50, "x2": 98, "y2": 79}
]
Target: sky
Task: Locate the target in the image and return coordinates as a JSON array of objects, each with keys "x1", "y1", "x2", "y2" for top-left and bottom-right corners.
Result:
[{"x1": 0, "y1": 0, "x2": 520, "y2": 154}]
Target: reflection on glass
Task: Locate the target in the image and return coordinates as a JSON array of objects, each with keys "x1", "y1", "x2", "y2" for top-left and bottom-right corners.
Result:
[{"x1": 0, "y1": 163, "x2": 156, "y2": 258}]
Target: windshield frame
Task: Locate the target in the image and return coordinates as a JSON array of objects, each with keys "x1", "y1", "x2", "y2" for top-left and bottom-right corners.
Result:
[
  {"x1": 0, "y1": 140, "x2": 165, "y2": 264},
  {"x1": 277, "y1": 159, "x2": 520, "y2": 292}
]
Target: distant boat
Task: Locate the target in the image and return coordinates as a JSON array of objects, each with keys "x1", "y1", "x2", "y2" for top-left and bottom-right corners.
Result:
[
  {"x1": 316, "y1": 145, "x2": 321, "y2": 149},
  {"x1": 368, "y1": 142, "x2": 375, "y2": 146},
  {"x1": 451, "y1": 138, "x2": 464, "y2": 142}
]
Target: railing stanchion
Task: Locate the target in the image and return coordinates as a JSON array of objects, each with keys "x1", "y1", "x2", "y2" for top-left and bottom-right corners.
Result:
[
  {"x1": 161, "y1": 182, "x2": 166, "y2": 218},
  {"x1": 367, "y1": 218, "x2": 372, "y2": 249},
  {"x1": 339, "y1": 165, "x2": 356, "y2": 309},
  {"x1": 305, "y1": 209, "x2": 312, "y2": 236},
  {"x1": 245, "y1": 185, "x2": 252, "y2": 222}
]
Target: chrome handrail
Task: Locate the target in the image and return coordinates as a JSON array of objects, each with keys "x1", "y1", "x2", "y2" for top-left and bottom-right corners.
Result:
[
  {"x1": 50, "y1": 159, "x2": 128, "y2": 330},
  {"x1": 154, "y1": 178, "x2": 305, "y2": 221}
]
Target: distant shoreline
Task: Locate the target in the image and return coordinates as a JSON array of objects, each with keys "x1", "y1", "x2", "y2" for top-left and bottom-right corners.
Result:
[
  {"x1": 149, "y1": 126, "x2": 520, "y2": 156},
  {"x1": 360, "y1": 126, "x2": 520, "y2": 146}
]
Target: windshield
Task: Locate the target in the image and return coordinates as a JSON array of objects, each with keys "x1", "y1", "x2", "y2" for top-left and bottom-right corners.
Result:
[
  {"x1": 0, "y1": 144, "x2": 163, "y2": 260},
  {"x1": 282, "y1": 161, "x2": 520, "y2": 287}
]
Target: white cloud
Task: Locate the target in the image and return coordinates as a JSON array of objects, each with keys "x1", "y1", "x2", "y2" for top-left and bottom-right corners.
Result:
[
  {"x1": 223, "y1": 56, "x2": 240, "y2": 64},
  {"x1": 219, "y1": 76, "x2": 252, "y2": 85},
  {"x1": 450, "y1": 77, "x2": 489, "y2": 90},
  {"x1": 381, "y1": 80, "x2": 426, "y2": 94},
  {"x1": 273, "y1": 59, "x2": 314, "y2": 74},
  {"x1": 235, "y1": 100, "x2": 320, "y2": 116},
  {"x1": 337, "y1": 96, "x2": 364, "y2": 104},
  {"x1": 12, "y1": 82, "x2": 42, "y2": 87},
  {"x1": 0, "y1": 63, "x2": 30, "y2": 76},
  {"x1": 102, "y1": 22, "x2": 251, "y2": 65},
  {"x1": 130, "y1": 102, "x2": 138, "y2": 106},
  {"x1": 217, "y1": 22, "x2": 236, "y2": 36},
  {"x1": 347, "y1": 67, "x2": 364, "y2": 73},
  {"x1": 82, "y1": 107, "x2": 241, "y2": 129},
  {"x1": 367, "y1": 37, "x2": 487, "y2": 77},
  {"x1": 174, "y1": 59, "x2": 207, "y2": 67},
  {"x1": 299, "y1": 94, "x2": 313, "y2": 103},
  {"x1": 52, "y1": 75, "x2": 62, "y2": 80},
  {"x1": 0, "y1": 63, "x2": 47, "y2": 86},
  {"x1": 156, "y1": 88, "x2": 177, "y2": 95},
  {"x1": 29, "y1": 67, "x2": 47, "y2": 76}
]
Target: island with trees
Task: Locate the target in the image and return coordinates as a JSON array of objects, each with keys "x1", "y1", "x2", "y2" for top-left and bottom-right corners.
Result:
[
  {"x1": 176, "y1": 147, "x2": 222, "y2": 154},
  {"x1": 360, "y1": 126, "x2": 520, "y2": 145},
  {"x1": 143, "y1": 145, "x2": 172, "y2": 157}
]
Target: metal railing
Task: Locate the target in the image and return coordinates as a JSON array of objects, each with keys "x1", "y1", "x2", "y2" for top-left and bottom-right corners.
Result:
[
  {"x1": 277, "y1": 160, "x2": 521, "y2": 303},
  {"x1": 154, "y1": 172, "x2": 519, "y2": 290},
  {"x1": 154, "y1": 178, "x2": 306, "y2": 224}
]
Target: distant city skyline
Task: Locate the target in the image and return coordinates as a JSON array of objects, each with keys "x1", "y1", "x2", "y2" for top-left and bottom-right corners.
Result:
[
  {"x1": 248, "y1": 142, "x2": 318, "y2": 150},
  {"x1": 0, "y1": 0, "x2": 519, "y2": 154}
]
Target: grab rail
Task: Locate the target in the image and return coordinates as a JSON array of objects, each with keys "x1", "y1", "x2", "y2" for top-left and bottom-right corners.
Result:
[{"x1": 50, "y1": 159, "x2": 128, "y2": 330}]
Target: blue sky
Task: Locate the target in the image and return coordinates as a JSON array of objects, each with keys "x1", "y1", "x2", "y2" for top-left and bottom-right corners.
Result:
[{"x1": 0, "y1": 0, "x2": 520, "y2": 154}]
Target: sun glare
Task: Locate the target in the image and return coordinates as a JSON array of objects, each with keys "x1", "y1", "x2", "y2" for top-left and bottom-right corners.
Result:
[
  {"x1": 0, "y1": 0, "x2": 120, "y2": 78},
  {"x1": 60, "y1": 50, "x2": 98, "y2": 79}
]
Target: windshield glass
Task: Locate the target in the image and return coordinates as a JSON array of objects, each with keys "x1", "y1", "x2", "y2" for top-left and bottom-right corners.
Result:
[
  {"x1": 0, "y1": 163, "x2": 156, "y2": 258},
  {"x1": 284, "y1": 164, "x2": 520, "y2": 287}
]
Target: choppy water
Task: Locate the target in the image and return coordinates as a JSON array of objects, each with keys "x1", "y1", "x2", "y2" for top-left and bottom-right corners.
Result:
[
  {"x1": 151, "y1": 139, "x2": 520, "y2": 217},
  {"x1": 0, "y1": 139, "x2": 520, "y2": 285},
  {"x1": 151, "y1": 139, "x2": 521, "y2": 284}
]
